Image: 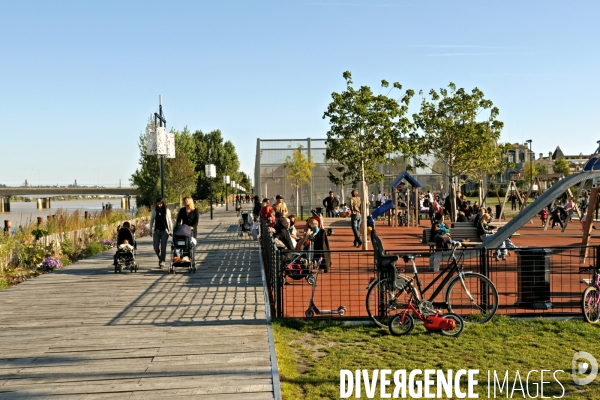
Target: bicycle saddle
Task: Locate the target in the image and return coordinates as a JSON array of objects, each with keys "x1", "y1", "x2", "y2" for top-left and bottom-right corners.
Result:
[{"x1": 402, "y1": 254, "x2": 421, "y2": 263}]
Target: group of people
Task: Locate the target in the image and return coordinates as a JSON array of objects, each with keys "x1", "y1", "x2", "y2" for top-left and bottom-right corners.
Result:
[
  {"x1": 430, "y1": 206, "x2": 516, "y2": 261},
  {"x1": 148, "y1": 196, "x2": 199, "y2": 268}
]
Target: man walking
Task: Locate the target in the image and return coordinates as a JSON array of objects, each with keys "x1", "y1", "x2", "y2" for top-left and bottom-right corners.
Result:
[{"x1": 323, "y1": 191, "x2": 339, "y2": 218}]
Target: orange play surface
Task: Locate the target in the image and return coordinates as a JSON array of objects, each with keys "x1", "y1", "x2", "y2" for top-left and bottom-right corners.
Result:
[{"x1": 275, "y1": 217, "x2": 600, "y2": 319}]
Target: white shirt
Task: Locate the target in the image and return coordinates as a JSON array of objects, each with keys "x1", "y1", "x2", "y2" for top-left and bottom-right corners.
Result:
[
  {"x1": 377, "y1": 193, "x2": 383, "y2": 201},
  {"x1": 381, "y1": 195, "x2": 387, "y2": 204}
]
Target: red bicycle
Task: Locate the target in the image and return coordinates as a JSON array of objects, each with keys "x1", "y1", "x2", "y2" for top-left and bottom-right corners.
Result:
[{"x1": 388, "y1": 254, "x2": 464, "y2": 337}]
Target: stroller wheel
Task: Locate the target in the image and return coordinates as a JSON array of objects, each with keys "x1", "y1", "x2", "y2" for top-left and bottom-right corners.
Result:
[
  {"x1": 306, "y1": 274, "x2": 316, "y2": 286},
  {"x1": 305, "y1": 309, "x2": 314, "y2": 318},
  {"x1": 114, "y1": 265, "x2": 118, "y2": 274}
]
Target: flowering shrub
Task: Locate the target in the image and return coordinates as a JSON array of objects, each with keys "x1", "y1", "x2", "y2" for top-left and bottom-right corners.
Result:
[
  {"x1": 102, "y1": 239, "x2": 116, "y2": 250},
  {"x1": 40, "y1": 256, "x2": 62, "y2": 271},
  {"x1": 137, "y1": 221, "x2": 151, "y2": 237}
]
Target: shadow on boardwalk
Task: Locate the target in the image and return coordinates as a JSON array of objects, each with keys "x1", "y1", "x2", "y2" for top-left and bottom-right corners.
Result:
[{"x1": 0, "y1": 207, "x2": 275, "y2": 399}]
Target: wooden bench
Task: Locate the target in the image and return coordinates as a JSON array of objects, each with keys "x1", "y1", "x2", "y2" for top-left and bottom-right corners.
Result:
[{"x1": 422, "y1": 222, "x2": 482, "y2": 253}]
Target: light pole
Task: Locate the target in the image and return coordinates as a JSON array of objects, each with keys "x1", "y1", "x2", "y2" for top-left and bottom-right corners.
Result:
[
  {"x1": 145, "y1": 95, "x2": 175, "y2": 199},
  {"x1": 224, "y1": 174, "x2": 230, "y2": 211},
  {"x1": 526, "y1": 139, "x2": 533, "y2": 190},
  {"x1": 205, "y1": 149, "x2": 216, "y2": 220},
  {"x1": 231, "y1": 180, "x2": 236, "y2": 207}
]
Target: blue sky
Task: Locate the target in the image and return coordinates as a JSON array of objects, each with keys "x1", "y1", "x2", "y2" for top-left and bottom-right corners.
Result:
[{"x1": 1, "y1": 1, "x2": 599, "y2": 187}]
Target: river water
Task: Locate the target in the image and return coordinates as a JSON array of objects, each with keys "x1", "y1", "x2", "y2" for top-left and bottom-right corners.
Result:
[{"x1": 1, "y1": 199, "x2": 137, "y2": 228}]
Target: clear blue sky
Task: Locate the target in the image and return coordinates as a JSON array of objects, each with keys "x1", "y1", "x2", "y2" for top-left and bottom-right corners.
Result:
[{"x1": 1, "y1": 0, "x2": 599, "y2": 187}]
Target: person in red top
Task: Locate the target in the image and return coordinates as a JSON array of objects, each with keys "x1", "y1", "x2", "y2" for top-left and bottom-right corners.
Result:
[{"x1": 260, "y1": 198, "x2": 275, "y2": 225}]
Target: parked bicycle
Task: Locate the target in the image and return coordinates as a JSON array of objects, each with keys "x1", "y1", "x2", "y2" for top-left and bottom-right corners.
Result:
[
  {"x1": 388, "y1": 254, "x2": 464, "y2": 337},
  {"x1": 579, "y1": 264, "x2": 600, "y2": 323},
  {"x1": 367, "y1": 235, "x2": 498, "y2": 327}
]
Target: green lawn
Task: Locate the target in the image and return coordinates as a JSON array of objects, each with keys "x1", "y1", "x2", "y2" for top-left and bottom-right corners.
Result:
[{"x1": 273, "y1": 317, "x2": 600, "y2": 399}]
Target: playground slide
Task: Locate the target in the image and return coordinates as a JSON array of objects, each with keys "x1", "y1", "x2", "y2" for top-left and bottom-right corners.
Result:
[
  {"x1": 478, "y1": 170, "x2": 600, "y2": 249},
  {"x1": 371, "y1": 200, "x2": 393, "y2": 219}
]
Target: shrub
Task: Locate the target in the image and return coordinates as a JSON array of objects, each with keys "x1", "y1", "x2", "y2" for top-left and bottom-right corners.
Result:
[
  {"x1": 85, "y1": 242, "x2": 103, "y2": 257},
  {"x1": 40, "y1": 256, "x2": 62, "y2": 271}
]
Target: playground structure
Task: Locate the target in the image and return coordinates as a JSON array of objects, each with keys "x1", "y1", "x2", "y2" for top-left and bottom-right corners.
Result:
[
  {"x1": 370, "y1": 171, "x2": 422, "y2": 227},
  {"x1": 481, "y1": 140, "x2": 600, "y2": 263}
]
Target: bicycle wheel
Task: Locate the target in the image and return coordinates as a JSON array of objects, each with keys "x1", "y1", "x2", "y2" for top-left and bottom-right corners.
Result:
[
  {"x1": 445, "y1": 273, "x2": 498, "y2": 324},
  {"x1": 439, "y1": 313, "x2": 464, "y2": 337},
  {"x1": 581, "y1": 286, "x2": 600, "y2": 324},
  {"x1": 366, "y1": 277, "x2": 413, "y2": 328},
  {"x1": 388, "y1": 313, "x2": 414, "y2": 336}
]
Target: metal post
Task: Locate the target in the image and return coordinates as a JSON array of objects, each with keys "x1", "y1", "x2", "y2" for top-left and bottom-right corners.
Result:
[
  {"x1": 226, "y1": 180, "x2": 228, "y2": 211},
  {"x1": 209, "y1": 149, "x2": 213, "y2": 220},
  {"x1": 155, "y1": 95, "x2": 167, "y2": 199}
]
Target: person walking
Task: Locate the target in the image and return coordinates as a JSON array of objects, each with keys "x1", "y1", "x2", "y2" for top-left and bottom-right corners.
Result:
[
  {"x1": 350, "y1": 189, "x2": 363, "y2": 248},
  {"x1": 274, "y1": 195, "x2": 288, "y2": 217},
  {"x1": 323, "y1": 191, "x2": 339, "y2": 218},
  {"x1": 176, "y1": 196, "x2": 199, "y2": 240},
  {"x1": 149, "y1": 197, "x2": 173, "y2": 268}
]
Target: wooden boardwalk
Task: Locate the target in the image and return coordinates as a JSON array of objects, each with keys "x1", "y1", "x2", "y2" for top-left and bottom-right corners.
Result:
[{"x1": 0, "y1": 207, "x2": 277, "y2": 399}]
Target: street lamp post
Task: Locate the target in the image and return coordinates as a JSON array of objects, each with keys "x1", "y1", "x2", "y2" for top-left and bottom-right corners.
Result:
[
  {"x1": 526, "y1": 139, "x2": 533, "y2": 190},
  {"x1": 205, "y1": 149, "x2": 216, "y2": 220},
  {"x1": 231, "y1": 180, "x2": 236, "y2": 207},
  {"x1": 224, "y1": 175, "x2": 230, "y2": 211},
  {"x1": 146, "y1": 95, "x2": 175, "y2": 199}
]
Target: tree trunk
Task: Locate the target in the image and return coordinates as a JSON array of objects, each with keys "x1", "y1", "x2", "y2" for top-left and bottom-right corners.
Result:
[
  {"x1": 296, "y1": 186, "x2": 299, "y2": 216},
  {"x1": 361, "y1": 161, "x2": 368, "y2": 250}
]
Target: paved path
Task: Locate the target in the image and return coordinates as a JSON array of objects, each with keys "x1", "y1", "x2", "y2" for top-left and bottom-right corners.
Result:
[{"x1": 0, "y1": 206, "x2": 278, "y2": 399}]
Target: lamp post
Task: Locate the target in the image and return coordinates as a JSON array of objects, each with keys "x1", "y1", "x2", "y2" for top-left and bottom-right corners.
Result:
[
  {"x1": 224, "y1": 175, "x2": 230, "y2": 211},
  {"x1": 205, "y1": 149, "x2": 216, "y2": 220},
  {"x1": 231, "y1": 180, "x2": 236, "y2": 207},
  {"x1": 526, "y1": 139, "x2": 533, "y2": 190},
  {"x1": 146, "y1": 95, "x2": 175, "y2": 199}
]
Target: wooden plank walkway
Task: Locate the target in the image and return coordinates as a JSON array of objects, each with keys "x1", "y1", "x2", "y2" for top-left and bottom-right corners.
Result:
[{"x1": 0, "y1": 207, "x2": 277, "y2": 399}]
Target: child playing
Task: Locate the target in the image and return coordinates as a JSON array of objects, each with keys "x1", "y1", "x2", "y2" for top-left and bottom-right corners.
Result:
[
  {"x1": 539, "y1": 208, "x2": 549, "y2": 227},
  {"x1": 251, "y1": 216, "x2": 260, "y2": 241}
]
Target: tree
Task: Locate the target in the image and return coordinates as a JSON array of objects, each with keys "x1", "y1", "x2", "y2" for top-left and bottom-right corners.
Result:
[
  {"x1": 553, "y1": 158, "x2": 571, "y2": 176},
  {"x1": 536, "y1": 162, "x2": 548, "y2": 175},
  {"x1": 327, "y1": 162, "x2": 356, "y2": 204},
  {"x1": 413, "y1": 83, "x2": 504, "y2": 221},
  {"x1": 284, "y1": 145, "x2": 315, "y2": 215},
  {"x1": 522, "y1": 160, "x2": 540, "y2": 184},
  {"x1": 193, "y1": 130, "x2": 240, "y2": 201},
  {"x1": 131, "y1": 116, "x2": 160, "y2": 207},
  {"x1": 323, "y1": 71, "x2": 415, "y2": 249},
  {"x1": 165, "y1": 128, "x2": 199, "y2": 205}
]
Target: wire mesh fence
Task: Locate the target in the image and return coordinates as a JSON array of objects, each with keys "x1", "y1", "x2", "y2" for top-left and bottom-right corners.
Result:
[{"x1": 260, "y1": 226, "x2": 599, "y2": 320}]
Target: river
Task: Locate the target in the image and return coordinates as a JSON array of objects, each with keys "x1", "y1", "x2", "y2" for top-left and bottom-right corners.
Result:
[{"x1": 1, "y1": 199, "x2": 137, "y2": 229}]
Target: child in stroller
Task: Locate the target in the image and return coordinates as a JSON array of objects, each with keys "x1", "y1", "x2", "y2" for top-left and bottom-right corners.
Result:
[
  {"x1": 169, "y1": 224, "x2": 197, "y2": 274},
  {"x1": 238, "y1": 211, "x2": 252, "y2": 238},
  {"x1": 113, "y1": 222, "x2": 138, "y2": 273}
]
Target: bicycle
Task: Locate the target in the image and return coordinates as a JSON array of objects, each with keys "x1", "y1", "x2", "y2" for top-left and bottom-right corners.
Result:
[
  {"x1": 388, "y1": 254, "x2": 464, "y2": 337},
  {"x1": 579, "y1": 264, "x2": 600, "y2": 323},
  {"x1": 366, "y1": 237, "x2": 499, "y2": 328}
]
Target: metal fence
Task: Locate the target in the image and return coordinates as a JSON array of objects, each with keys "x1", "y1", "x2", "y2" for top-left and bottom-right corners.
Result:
[
  {"x1": 260, "y1": 227, "x2": 599, "y2": 319},
  {"x1": 254, "y1": 138, "x2": 445, "y2": 212}
]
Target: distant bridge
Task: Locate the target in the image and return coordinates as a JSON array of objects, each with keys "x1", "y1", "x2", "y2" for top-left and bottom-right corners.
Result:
[{"x1": 0, "y1": 187, "x2": 139, "y2": 197}]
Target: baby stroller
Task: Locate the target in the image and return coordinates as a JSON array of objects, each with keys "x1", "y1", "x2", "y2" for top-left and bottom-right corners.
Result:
[
  {"x1": 238, "y1": 212, "x2": 252, "y2": 238},
  {"x1": 114, "y1": 226, "x2": 138, "y2": 273},
  {"x1": 170, "y1": 224, "x2": 197, "y2": 274},
  {"x1": 281, "y1": 232, "x2": 318, "y2": 285}
]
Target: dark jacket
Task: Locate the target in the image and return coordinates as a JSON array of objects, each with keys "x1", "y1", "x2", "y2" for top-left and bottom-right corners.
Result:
[
  {"x1": 323, "y1": 196, "x2": 339, "y2": 210},
  {"x1": 477, "y1": 220, "x2": 493, "y2": 237}
]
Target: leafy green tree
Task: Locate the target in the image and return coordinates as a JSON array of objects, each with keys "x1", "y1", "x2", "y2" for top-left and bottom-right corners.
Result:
[
  {"x1": 284, "y1": 145, "x2": 315, "y2": 215},
  {"x1": 164, "y1": 128, "x2": 199, "y2": 205},
  {"x1": 522, "y1": 160, "x2": 540, "y2": 184},
  {"x1": 193, "y1": 130, "x2": 240, "y2": 201},
  {"x1": 413, "y1": 83, "x2": 504, "y2": 221},
  {"x1": 553, "y1": 158, "x2": 571, "y2": 176},
  {"x1": 323, "y1": 71, "x2": 415, "y2": 248},
  {"x1": 327, "y1": 162, "x2": 355, "y2": 204},
  {"x1": 536, "y1": 162, "x2": 548, "y2": 175},
  {"x1": 131, "y1": 116, "x2": 160, "y2": 207}
]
